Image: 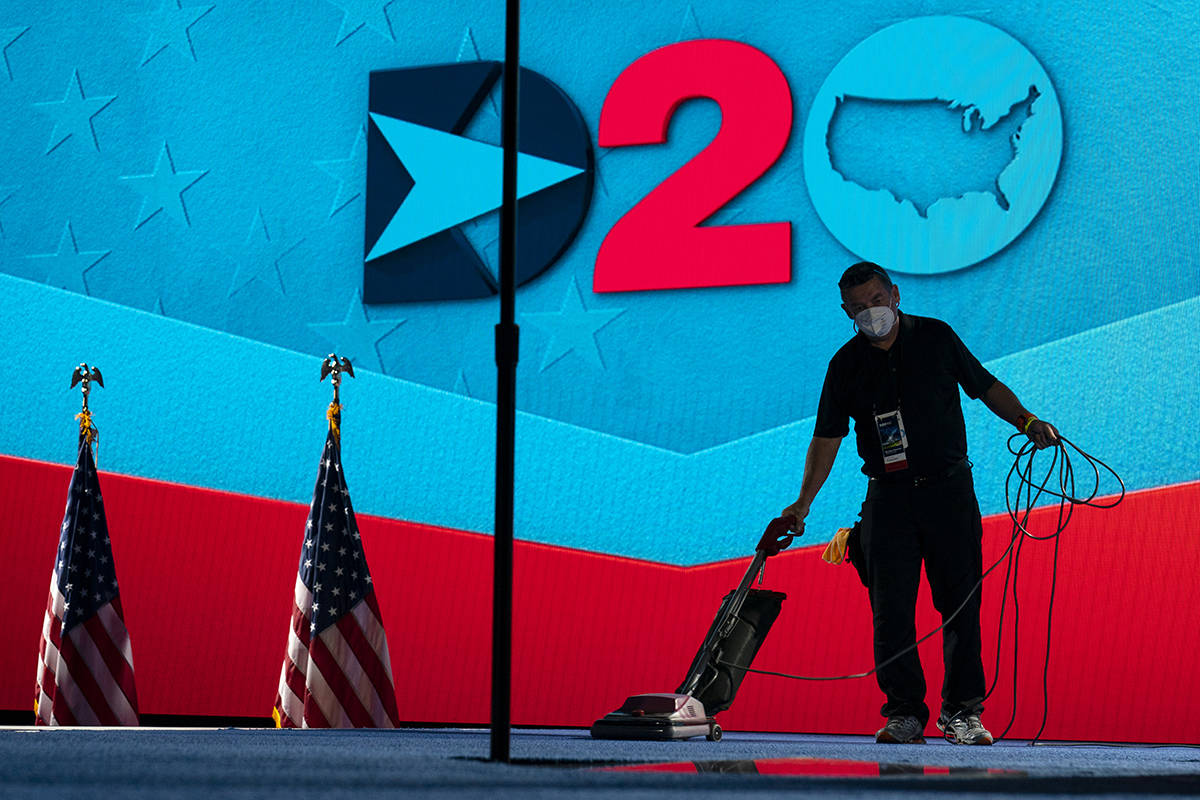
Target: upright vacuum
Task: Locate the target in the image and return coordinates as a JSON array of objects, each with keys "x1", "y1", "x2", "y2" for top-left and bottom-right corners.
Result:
[{"x1": 590, "y1": 518, "x2": 792, "y2": 742}]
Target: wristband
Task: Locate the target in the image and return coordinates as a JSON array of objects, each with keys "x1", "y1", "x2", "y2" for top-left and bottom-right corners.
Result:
[{"x1": 1017, "y1": 413, "x2": 1038, "y2": 434}]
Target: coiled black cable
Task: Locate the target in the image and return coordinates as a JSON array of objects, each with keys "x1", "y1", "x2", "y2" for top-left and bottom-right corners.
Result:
[
  {"x1": 986, "y1": 432, "x2": 1124, "y2": 744},
  {"x1": 723, "y1": 431, "x2": 1124, "y2": 743}
]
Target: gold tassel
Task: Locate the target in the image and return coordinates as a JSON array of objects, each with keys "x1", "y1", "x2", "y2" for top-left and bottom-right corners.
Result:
[
  {"x1": 821, "y1": 527, "x2": 852, "y2": 565},
  {"x1": 326, "y1": 402, "x2": 342, "y2": 439},
  {"x1": 75, "y1": 409, "x2": 97, "y2": 445}
]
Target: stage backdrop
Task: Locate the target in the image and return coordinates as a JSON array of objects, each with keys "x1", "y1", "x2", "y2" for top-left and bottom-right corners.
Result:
[{"x1": 1, "y1": 0, "x2": 1197, "y2": 740}]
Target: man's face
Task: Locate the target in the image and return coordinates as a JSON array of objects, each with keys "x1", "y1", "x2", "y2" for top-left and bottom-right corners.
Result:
[{"x1": 841, "y1": 277, "x2": 899, "y2": 320}]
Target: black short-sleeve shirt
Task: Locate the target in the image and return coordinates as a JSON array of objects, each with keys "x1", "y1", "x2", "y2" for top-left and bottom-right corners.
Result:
[{"x1": 813, "y1": 312, "x2": 997, "y2": 478}]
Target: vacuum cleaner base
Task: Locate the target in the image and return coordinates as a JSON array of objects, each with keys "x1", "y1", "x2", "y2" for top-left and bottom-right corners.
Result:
[
  {"x1": 591, "y1": 540, "x2": 786, "y2": 745},
  {"x1": 589, "y1": 693, "x2": 722, "y2": 742}
]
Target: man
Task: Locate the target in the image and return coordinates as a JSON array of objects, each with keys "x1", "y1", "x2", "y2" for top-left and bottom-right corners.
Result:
[{"x1": 778, "y1": 262, "x2": 1057, "y2": 746}]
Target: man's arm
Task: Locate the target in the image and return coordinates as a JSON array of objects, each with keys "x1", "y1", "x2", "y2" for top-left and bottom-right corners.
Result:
[
  {"x1": 982, "y1": 380, "x2": 1058, "y2": 449},
  {"x1": 780, "y1": 435, "x2": 843, "y2": 535}
]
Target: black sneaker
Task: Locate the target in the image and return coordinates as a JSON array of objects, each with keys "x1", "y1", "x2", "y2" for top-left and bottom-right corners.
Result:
[
  {"x1": 936, "y1": 711, "x2": 994, "y2": 745},
  {"x1": 875, "y1": 715, "x2": 926, "y2": 744}
]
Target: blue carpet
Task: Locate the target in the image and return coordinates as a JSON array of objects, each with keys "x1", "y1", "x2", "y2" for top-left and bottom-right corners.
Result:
[{"x1": 0, "y1": 727, "x2": 1197, "y2": 799}]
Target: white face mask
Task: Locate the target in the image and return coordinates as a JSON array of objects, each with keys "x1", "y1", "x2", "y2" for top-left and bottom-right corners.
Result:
[{"x1": 855, "y1": 305, "x2": 896, "y2": 339}]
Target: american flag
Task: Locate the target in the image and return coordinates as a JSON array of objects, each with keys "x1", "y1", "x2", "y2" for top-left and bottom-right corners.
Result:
[
  {"x1": 34, "y1": 436, "x2": 139, "y2": 726},
  {"x1": 273, "y1": 422, "x2": 400, "y2": 728}
]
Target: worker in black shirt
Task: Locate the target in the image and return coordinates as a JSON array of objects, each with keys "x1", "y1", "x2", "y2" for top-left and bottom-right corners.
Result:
[{"x1": 778, "y1": 262, "x2": 1058, "y2": 746}]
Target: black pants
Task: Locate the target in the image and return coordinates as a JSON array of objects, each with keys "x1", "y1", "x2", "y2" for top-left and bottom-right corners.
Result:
[{"x1": 859, "y1": 468, "x2": 985, "y2": 726}]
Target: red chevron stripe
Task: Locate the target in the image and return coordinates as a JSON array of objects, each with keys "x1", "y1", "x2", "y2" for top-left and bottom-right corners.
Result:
[{"x1": 3, "y1": 454, "x2": 1198, "y2": 742}]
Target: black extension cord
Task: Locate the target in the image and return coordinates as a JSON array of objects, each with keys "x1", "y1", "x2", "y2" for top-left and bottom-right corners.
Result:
[{"x1": 986, "y1": 432, "x2": 1124, "y2": 744}]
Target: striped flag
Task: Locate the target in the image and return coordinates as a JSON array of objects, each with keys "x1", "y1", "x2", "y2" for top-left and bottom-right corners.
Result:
[
  {"x1": 34, "y1": 436, "x2": 139, "y2": 726},
  {"x1": 273, "y1": 418, "x2": 400, "y2": 728}
]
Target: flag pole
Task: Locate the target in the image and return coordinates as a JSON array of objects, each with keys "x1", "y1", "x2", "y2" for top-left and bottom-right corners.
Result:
[
  {"x1": 38, "y1": 364, "x2": 141, "y2": 727},
  {"x1": 320, "y1": 353, "x2": 355, "y2": 437},
  {"x1": 492, "y1": 0, "x2": 520, "y2": 765},
  {"x1": 70, "y1": 363, "x2": 103, "y2": 446}
]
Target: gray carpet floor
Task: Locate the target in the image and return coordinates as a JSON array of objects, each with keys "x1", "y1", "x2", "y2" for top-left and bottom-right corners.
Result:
[{"x1": 1, "y1": 727, "x2": 1197, "y2": 799}]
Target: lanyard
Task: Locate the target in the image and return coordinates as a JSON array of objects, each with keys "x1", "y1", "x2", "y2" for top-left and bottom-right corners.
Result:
[{"x1": 870, "y1": 335, "x2": 902, "y2": 415}]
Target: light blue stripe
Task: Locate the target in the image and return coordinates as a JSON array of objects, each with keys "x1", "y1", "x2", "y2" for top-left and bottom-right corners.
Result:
[{"x1": 1, "y1": 274, "x2": 1194, "y2": 565}]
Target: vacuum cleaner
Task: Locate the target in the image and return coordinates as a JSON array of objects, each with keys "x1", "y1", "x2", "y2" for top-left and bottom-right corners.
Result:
[{"x1": 590, "y1": 518, "x2": 792, "y2": 742}]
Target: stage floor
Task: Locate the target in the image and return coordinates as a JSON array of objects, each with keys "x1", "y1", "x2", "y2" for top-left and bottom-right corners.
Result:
[{"x1": 1, "y1": 726, "x2": 1197, "y2": 798}]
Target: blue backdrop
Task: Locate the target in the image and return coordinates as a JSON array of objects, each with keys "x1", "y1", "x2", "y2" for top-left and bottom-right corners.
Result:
[{"x1": 0, "y1": 0, "x2": 1195, "y2": 564}]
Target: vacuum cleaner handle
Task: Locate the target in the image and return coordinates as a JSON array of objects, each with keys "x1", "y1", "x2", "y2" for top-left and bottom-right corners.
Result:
[
  {"x1": 677, "y1": 545, "x2": 770, "y2": 696},
  {"x1": 676, "y1": 517, "x2": 792, "y2": 695},
  {"x1": 757, "y1": 515, "x2": 795, "y2": 557}
]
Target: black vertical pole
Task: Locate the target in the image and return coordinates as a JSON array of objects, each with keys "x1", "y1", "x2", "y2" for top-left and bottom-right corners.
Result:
[{"x1": 492, "y1": 0, "x2": 519, "y2": 765}]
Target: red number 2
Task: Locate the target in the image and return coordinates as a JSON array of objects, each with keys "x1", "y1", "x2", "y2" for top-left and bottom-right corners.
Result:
[{"x1": 594, "y1": 40, "x2": 793, "y2": 292}]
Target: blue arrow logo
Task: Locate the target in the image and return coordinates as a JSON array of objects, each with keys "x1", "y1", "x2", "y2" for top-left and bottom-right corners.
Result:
[{"x1": 366, "y1": 113, "x2": 585, "y2": 262}]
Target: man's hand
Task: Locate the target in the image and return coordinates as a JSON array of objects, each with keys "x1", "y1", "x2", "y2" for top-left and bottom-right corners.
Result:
[
  {"x1": 1026, "y1": 419, "x2": 1059, "y2": 450},
  {"x1": 780, "y1": 500, "x2": 809, "y2": 536},
  {"x1": 758, "y1": 516, "x2": 796, "y2": 557}
]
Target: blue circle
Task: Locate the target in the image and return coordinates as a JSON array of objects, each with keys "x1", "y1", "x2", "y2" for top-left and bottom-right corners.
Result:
[{"x1": 803, "y1": 16, "x2": 1062, "y2": 275}]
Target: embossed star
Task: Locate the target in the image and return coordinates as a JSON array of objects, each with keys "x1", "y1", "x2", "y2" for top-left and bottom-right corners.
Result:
[
  {"x1": 677, "y1": 3, "x2": 703, "y2": 40},
  {"x1": 32, "y1": 70, "x2": 116, "y2": 153},
  {"x1": 521, "y1": 276, "x2": 625, "y2": 371},
  {"x1": 594, "y1": 150, "x2": 614, "y2": 198},
  {"x1": 227, "y1": 209, "x2": 302, "y2": 296},
  {"x1": 453, "y1": 369, "x2": 472, "y2": 397},
  {"x1": 307, "y1": 290, "x2": 405, "y2": 372},
  {"x1": 119, "y1": 142, "x2": 207, "y2": 228},
  {"x1": 25, "y1": 220, "x2": 109, "y2": 294},
  {"x1": 456, "y1": 26, "x2": 482, "y2": 61},
  {"x1": 0, "y1": 184, "x2": 15, "y2": 237},
  {"x1": 314, "y1": 126, "x2": 364, "y2": 217},
  {"x1": 132, "y1": 0, "x2": 214, "y2": 64},
  {"x1": 455, "y1": 27, "x2": 499, "y2": 117},
  {"x1": 1, "y1": 26, "x2": 29, "y2": 81},
  {"x1": 327, "y1": 0, "x2": 394, "y2": 44}
]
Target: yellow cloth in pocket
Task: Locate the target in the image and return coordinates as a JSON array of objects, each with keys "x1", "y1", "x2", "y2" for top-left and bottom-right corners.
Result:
[{"x1": 821, "y1": 527, "x2": 853, "y2": 565}]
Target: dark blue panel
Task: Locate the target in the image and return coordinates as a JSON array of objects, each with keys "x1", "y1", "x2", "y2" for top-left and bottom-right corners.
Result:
[{"x1": 363, "y1": 61, "x2": 592, "y2": 303}]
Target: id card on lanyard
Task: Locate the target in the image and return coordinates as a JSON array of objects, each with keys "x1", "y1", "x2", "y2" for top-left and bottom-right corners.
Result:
[
  {"x1": 871, "y1": 327, "x2": 907, "y2": 472},
  {"x1": 875, "y1": 408, "x2": 909, "y2": 472}
]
